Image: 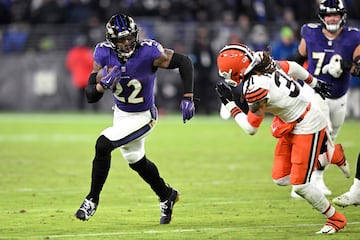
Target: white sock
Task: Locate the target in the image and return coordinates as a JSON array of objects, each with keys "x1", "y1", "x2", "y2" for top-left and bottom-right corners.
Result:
[
  {"x1": 318, "y1": 153, "x2": 330, "y2": 168},
  {"x1": 293, "y1": 183, "x2": 334, "y2": 217}
]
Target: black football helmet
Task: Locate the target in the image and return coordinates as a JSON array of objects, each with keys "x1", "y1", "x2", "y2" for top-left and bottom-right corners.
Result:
[
  {"x1": 318, "y1": 0, "x2": 347, "y2": 33},
  {"x1": 105, "y1": 14, "x2": 139, "y2": 60}
]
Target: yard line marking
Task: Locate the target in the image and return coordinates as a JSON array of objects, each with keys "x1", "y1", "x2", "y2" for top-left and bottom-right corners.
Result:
[{"x1": 23, "y1": 222, "x2": 360, "y2": 239}]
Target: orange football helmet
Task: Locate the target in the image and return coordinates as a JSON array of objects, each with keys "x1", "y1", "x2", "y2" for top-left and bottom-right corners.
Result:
[{"x1": 217, "y1": 43, "x2": 255, "y2": 87}]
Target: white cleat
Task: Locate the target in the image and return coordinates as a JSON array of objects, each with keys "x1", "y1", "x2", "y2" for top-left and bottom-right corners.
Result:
[
  {"x1": 332, "y1": 192, "x2": 360, "y2": 207},
  {"x1": 316, "y1": 225, "x2": 336, "y2": 234},
  {"x1": 75, "y1": 198, "x2": 97, "y2": 221},
  {"x1": 316, "y1": 211, "x2": 347, "y2": 234}
]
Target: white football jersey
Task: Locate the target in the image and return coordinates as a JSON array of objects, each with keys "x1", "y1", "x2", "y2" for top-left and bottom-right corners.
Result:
[{"x1": 243, "y1": 69, "x2": 328, "y2": 134}]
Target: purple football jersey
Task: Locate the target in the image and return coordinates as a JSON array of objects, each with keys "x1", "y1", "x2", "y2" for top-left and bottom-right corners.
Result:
[
  {"x1": 93, "y1": 39, "x2": 163, "y2": 112},
  {"x1": 301, "y1": 23, "x2": 360, "y2": 98}
]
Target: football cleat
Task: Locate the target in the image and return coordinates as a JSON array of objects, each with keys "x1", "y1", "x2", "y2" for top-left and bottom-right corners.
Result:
[
  {"x1": 317, "y1": 225, "x2": 337, "y2": 234},
  {"x1": 332, "y1": 192, "x2": 360, "y2": 207},
  {"x1": 316, "y1": 211, "x2": 347, "y2": 234},
  {"x1": 160, "y1": 188, "x2": 179, "y2": 224},
  {"x1": 75, "y1": 198, "x2": 97, "y2": 221}
]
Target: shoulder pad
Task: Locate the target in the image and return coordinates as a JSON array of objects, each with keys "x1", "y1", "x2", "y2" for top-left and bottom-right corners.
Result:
[
  {"x1": 346, "y1": 26, "x2": 360, "y2": 32},
  {"x1": 95, "y1": 41, "x2": 114, "y2": 50},
  {"x1": 306, "y1": 23, "x2": 321, "y2": 29}
]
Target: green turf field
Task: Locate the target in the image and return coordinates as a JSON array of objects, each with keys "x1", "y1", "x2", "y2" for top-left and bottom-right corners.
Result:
[{"x1": 0, "y1": 112, "x2": 359, "y2": 239}]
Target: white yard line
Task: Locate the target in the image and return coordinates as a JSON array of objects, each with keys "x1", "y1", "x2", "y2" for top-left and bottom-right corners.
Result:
[{"x1": 20, "y1": 222, "x2": 360, "y2": 239}]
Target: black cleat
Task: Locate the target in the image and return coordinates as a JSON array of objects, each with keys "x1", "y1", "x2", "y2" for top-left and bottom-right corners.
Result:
[
  {"x1": 75, "y1": 198, "x2": 97, "y2": 221},
  {"x1": 159, "y1": 188, "x2": 179, "y2": 224}
]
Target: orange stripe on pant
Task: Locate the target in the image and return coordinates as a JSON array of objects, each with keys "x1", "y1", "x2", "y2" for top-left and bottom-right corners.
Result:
[{"x1": 272, "y1": 128, "x2": 326, "y2": 185}]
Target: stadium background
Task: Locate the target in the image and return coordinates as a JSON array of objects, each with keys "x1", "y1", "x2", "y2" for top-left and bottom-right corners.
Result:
[{"x1": 0, "y1": 0, "x2": 359, "y2": 113}]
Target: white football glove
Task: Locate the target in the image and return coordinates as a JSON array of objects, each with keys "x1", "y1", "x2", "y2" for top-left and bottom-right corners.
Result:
[{"x1": 322, "y1": 54, "x2": 343, "y2": 78}]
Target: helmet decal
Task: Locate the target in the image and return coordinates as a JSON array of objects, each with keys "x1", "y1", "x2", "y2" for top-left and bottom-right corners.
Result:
[{"x1": 217, "y1": 43, "x2": 256, "y2": 87}]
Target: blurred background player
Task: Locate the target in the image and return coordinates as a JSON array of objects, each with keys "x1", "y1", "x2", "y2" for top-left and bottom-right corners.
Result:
[
  {"x1": 190, "y1": 24, "x2": 216, "y2": 115},
  {"x1": 75, "y1": 14, "x2": 195, "y2": 224},
  {"x1": 333, "y1": 153, "x2": 360, "y2": 207},
  {"x1": 65, "y1": 35, "x2": 95, "y2": 111},
  {"x1": 289, "y1": 0, "x2": 360, "y2": 197},
  {"x1": 215, "y1": 43, "x2": 347, "y2": 234},
  {"x1": 271, "y1": 26, "x2": 299, "y2": 61}
]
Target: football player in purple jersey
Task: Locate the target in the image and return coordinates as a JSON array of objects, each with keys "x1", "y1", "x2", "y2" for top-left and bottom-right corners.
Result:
[
  {"x1": 289, "y1": 0, "x2": 360, "y2": 198},
  {"x1": 74, "y1": 14, "x2": 195, "y2": 224}
]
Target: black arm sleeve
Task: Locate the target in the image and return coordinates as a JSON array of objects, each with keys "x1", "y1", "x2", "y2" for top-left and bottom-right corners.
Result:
[
  {"x1": 85, "y1": 72, "x2": 104, "y2": 103},
  {"x1": 167, "y1": 52, "x2": 194, "y2": 94},
  {"x1": 288, "y1": 50, "x2": 307, "y2": 66}
]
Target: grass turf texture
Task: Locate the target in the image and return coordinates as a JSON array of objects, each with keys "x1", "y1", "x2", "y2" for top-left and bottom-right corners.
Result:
[{"x1": 0, "y1": 112, "x2": 359, "y2": 240}]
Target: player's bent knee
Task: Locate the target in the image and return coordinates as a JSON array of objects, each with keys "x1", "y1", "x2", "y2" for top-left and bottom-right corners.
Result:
[
  {"x1": 129, "y1": 156, "x2": 146, "y2": 171},
  {"x1": 120, "y1": 144, "x2": 145, "y2": 164},
  {"x1": 272, "y1": 175, "x2": 290, "y2": 186},
  {"x1": 95, "y1": 135, "x2": 115, "y2": 155}
]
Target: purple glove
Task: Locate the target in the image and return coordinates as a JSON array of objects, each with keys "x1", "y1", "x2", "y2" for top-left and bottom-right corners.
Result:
[
  {"x1": 100, "y1": 65, "x2": 121, "y2": 89},
  {"x1": 180, "y1": 97, "x2": 195, "y2": 123}
]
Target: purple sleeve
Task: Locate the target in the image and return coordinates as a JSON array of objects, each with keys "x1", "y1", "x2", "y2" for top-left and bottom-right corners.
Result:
[{"x1": 93, "y1": 41, "x2": 119, "y2": 67}]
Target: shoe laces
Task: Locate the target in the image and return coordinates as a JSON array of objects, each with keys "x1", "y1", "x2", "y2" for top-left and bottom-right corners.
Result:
[
  {"x1": 160, "y1": 200, "x2": 173, "y2": 215},
  {"x1": 82, "y1": 199, "x2": 95, "y2": 212}
]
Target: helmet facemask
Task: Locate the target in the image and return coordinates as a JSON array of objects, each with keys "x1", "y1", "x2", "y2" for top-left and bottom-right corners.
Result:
[
  {"x1": 217, "y1": 44, "x2": 256, "y2": 87},
  {"x1": 105, "y1": 15, "x2": 139, "y2": 61}
]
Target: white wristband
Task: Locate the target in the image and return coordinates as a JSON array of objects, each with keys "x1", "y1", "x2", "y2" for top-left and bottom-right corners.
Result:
[{"x1": 225, "y1": 101, "x2": 237, "y2": 112}]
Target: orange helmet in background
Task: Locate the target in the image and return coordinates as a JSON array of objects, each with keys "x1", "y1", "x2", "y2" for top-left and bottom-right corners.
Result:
[{"x1": 217, "y1": 43, "x2": 255, "y2": 87}]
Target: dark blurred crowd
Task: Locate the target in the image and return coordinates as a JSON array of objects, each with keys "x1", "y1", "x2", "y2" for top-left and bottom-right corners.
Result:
[
  {"x1": 1, "y1": 0, "x2": 359, "y2": 26},
  {"x1": 1, "y1": 0, "x2": 360, "y2": 54}
]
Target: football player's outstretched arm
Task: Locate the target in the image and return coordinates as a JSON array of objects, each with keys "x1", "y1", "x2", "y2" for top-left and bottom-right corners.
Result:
[
  {"x1": 154, "y1": 48, "x2": 194, "y2": 98},
  {"x1": 277, "y1": 60, "x2": 332, "y2": 99},
  {"x1": 154, "y1": 48, "x2": 195, "y2": 123}
]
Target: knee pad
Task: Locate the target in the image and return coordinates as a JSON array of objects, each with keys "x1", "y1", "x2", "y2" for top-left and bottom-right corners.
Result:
[
  {"x1": 119, "y1": 139, "x2": 145, "y2": 164},
  {"x1": 273, "y1": 175, "x2": 290, "y2": 186},
  {"x1": 95, "y1": 135, "x2": 115, "y2": 155}
]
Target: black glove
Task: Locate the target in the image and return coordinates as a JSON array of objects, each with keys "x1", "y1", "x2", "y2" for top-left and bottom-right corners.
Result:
[
  {"x1": 313, "y1": 79, "x2": 332, "y2": 100},
  {"x1": 233, "y1": 83, "x2": 249, "y2": 114},
  {"x1": 215, "y1": 82, "x2": 234, "y2": 105},
  {"x1": 351, "y1": 56, "x2": 360, "y2": 76}
]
